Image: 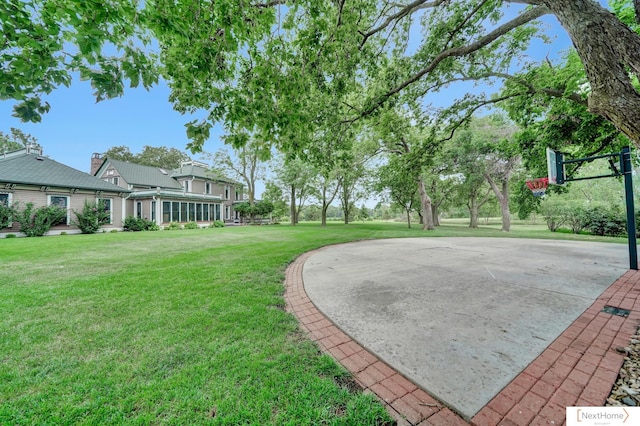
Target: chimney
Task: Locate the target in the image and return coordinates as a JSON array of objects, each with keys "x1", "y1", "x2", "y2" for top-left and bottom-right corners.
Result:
[
  {"x1": 25, "y1": 143, "x2": 42, "y2": 155},
  {"x1": 91, "y1": 153, "x2": 104, "y2": 175}
]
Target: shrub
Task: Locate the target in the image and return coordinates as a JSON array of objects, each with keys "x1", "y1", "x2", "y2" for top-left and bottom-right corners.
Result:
[
  {"x1": 583, "y1": 207, "x2": 626, "y2": 237},
  {"x1": 4, "y1": 233, "x2": 16, "y2": 238},
  {"x1": 210, "y1": 220, "x2": 225, "y2": 228},
  {"x1": 565, "y1": 206, "x2": 587, "y2": 234},
  {"x1": 165, "y1": 221, "x2": 181, "y2": 230},
  {"x1": 72, "y1": 200, "x2": 110, "y2": 234},
  {"x1": 541, "y1": 204, "x2": 566, "y2": 232},
  {"x1": 0, "y1": 202, "x2": 14, "y2": 230},
  {"x1": 110, "y1": 229, "x2": 118, "y2": 233},
  {"x1": 123, "y1": 216, "x2": 159, "y2": 232},
  {"x1": 14, "y1": 202, "x2": 67, "y2": 237},
  {"x1": 183, "y1": 221, "x2": 199, "y2": 230}
]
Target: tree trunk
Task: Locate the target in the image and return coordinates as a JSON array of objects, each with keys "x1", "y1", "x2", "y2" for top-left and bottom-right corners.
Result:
[
  {"x1": 485, "y1": 174, "x2": 511, "y2": 232},
  {"x1": 321, "y1": 203, "x2": 328, "y2": 227},
  {"x1": 290, "y1": 185, "x2": 296, "y2": 225},
  {"x1": 540, "y1": 0, "x2": 640, "y2": 147},
  {"x1": 343, "y1": 203, "x2": 350, "y2": 224},
  {"x1": 469, "y1": 201, "x2": 479, "y2": 228},
  {"x1": 432, "y1": 204, "x2": 440, "y2": 227},
  {"x1": 418, "y1": 176, "x2": 435, "y2": 230},
  {"x1": 406, "y1": 209, "x2": 412, "y2": 228},
  {"x1": 499, "y1": 181, "x2": 511, "y2": 232}
]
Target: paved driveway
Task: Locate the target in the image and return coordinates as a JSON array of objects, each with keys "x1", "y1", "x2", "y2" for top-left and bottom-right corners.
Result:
[{"x1": 302, "y1": 237, "x2": 628, "y2": 418}]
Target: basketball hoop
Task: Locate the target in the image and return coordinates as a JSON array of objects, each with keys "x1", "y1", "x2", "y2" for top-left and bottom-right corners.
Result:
[{"x1": 526, "y1": 177, "x2": 549, "y2": 197}]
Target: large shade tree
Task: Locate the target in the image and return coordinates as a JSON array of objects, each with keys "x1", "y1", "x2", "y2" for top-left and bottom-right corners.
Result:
[
  {"x1": 5, "y1": 1, "x2": 640, "y2": 155},
  {"x1": 103, "y1": 145, "x2": 190, "y2": 169}
]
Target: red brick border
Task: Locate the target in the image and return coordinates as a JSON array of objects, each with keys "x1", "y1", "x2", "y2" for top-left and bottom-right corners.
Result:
[{"x1": 284, "y1": 249, "x2": 640, "y2": 426}]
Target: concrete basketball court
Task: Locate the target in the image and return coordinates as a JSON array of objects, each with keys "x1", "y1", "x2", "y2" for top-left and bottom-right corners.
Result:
[{"x1": 302, "y1": 237, "x2": 628, "y2": 419}]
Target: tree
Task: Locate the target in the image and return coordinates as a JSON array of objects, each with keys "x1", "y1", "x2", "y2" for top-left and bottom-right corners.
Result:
[
  {"x1": 104, "y1": 145, "x2": 190, "y2": 169},
  {"x1": 478, "y1": 116, "x2": 520, "y2": 232},
  {"x1": 441, "y1": 115, "x2": 519, "y2": 230},
  {"x1": 498, "y1": 48, "x2": 631, "y2": 219},
  {"x1": 0, "y1": 128, "x2": 37, "y2": 152},
  {"x1": 423, "y1": 166, "x2": 460, "y2": 227},
  {"x1": 444, "y1": 129, "x2": 493, "y2": 229},
  {"x1": 314, "y1": 167, "x2": 342, "y2": 228},
  {"x1": 209, "y1": 138, "x2": 270, "y2": 215},
  {"x1": 1, "y1": 1, "x2": 158, "y2": 123},
  {"x1": 371, "y1": 106, "x2": 439, "y2": 230},
  {"x1": 261, "y1": 181, "x2": 288, "y2": 222},
  {"x1": 375, "y1": 156, "x2": 420, "y2": 228},
  {"x1": 273, "y1": 156, "x2": 317, "y2": 225},
  {"x1": 137, "y1": 146, "x2": 190, "y2": 169},
  {"x1": 8, "y1": 1, "x2": 640, "y2": 161},
  {"x1": 336, "y1": 142, "x2": 376, "y2": 225},
  {"x1": 499, "y1": 50, "x2": 628, "y2": 179},
  {"x1": 103, "y1": 146, "x2": 136, "y2": 163},
  {"x1": 350, "y1": 0, "x2": 640, "y2": 152}
]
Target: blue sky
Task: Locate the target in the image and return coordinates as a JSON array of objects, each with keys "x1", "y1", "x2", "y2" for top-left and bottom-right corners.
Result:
[{"x1": 0, "y1": 6, "x2": 577, "y2": 186}]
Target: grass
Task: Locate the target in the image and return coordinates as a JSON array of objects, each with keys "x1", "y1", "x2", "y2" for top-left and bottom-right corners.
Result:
[{"x1": 0, "y1": 222, "x2": 626, "y2": 424}]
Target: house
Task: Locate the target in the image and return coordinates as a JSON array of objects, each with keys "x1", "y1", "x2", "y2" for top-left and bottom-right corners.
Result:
[
  {"x1": 0, "y1": 145, "x2": 130, "y2": 236},
  {"x1": 91, "y1": 154, "x2": 243, "y2": 226}
]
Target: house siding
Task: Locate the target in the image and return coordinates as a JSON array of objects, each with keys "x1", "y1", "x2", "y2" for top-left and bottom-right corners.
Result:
[
  {"x1": 1, "y1": 187, "x2": 125, "y2": 236},
  {"x1": 97, "y1": 160, "x2": 243, "y2": 225}
]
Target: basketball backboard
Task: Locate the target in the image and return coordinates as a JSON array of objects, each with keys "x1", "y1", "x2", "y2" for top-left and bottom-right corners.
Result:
[{"x1": 546, "y1": 148, "x2": 565, "y2": 185}]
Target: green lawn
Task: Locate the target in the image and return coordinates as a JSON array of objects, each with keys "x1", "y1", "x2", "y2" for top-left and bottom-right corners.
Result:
[{"x1": 0, "y1": 222, "x2": 626, "y2": 425}]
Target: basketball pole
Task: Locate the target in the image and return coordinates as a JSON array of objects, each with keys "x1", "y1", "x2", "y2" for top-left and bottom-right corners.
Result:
[
  {"x1": 549, "y1": 146, "x2": 638, "y2": 270},
  {"x1": 622, "y1": 147, "x2": 638, "y2": 270}
]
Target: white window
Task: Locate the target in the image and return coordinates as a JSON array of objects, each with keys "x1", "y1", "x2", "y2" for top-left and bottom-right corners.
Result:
[
  {"x1": 224, "y1": 185, "x2": 229, "y2": 199},
  {"x1": 97, "y1": 198, "x2": 113, "y2": 224},
  {"x1": 107, "y1": 169, "x2": 114, "y2": 176},
  {"x1": 183, "y1": 180, "x2": 191, "y2": 192},
  {"x1": 225, "y1": 205, "x2": 230, "y2": 220},
  {"x1": 48, "y1": 195, "x2": 70, "y2": 225},
  {"x1": 205, "y1": 182, "x2": 211, "y2": 194}
]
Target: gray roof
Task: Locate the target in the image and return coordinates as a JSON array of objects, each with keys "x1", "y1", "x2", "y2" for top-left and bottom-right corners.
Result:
[
  {"x1": 101, "y1": 159, "x2": 183, "y2": 190},
  {"x1": 0, "y1": 153, "x2": 130, "y2": 192},
  {"x1": 129, "y1": 189, "x2": 223, "y2": 201},
  {"x1": 172, "y1": 164, "x2": 240, "y2": 185}
]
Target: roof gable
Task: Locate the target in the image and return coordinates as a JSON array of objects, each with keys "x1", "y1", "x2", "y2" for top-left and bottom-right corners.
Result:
[
  {"x1": 0, "y1": 153, "x2": 129, "y2": 192},
  {"x1": 100, "y1": 159, "x2": 183, "y2": 189}
]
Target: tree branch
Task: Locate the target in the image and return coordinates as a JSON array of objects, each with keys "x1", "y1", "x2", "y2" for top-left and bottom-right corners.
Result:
[
  {"x1": 484, "y1": 172, "x2": 504, "y2": 202},
  {"x1": 487, "y1": 71, "x2": 587, "y2": 106},
  {"x1": 256, "y1": 0, "x2": 288, "y2": 7},
  {"x1": 360, "y1": 0, "x2": 447, "y2": 46},
  {"x1": 417, "y1": 91, "x2": 527, "y2": 158},
  {"x1": 361, "y1": 5, "x2": 550, "y2": 117}
]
